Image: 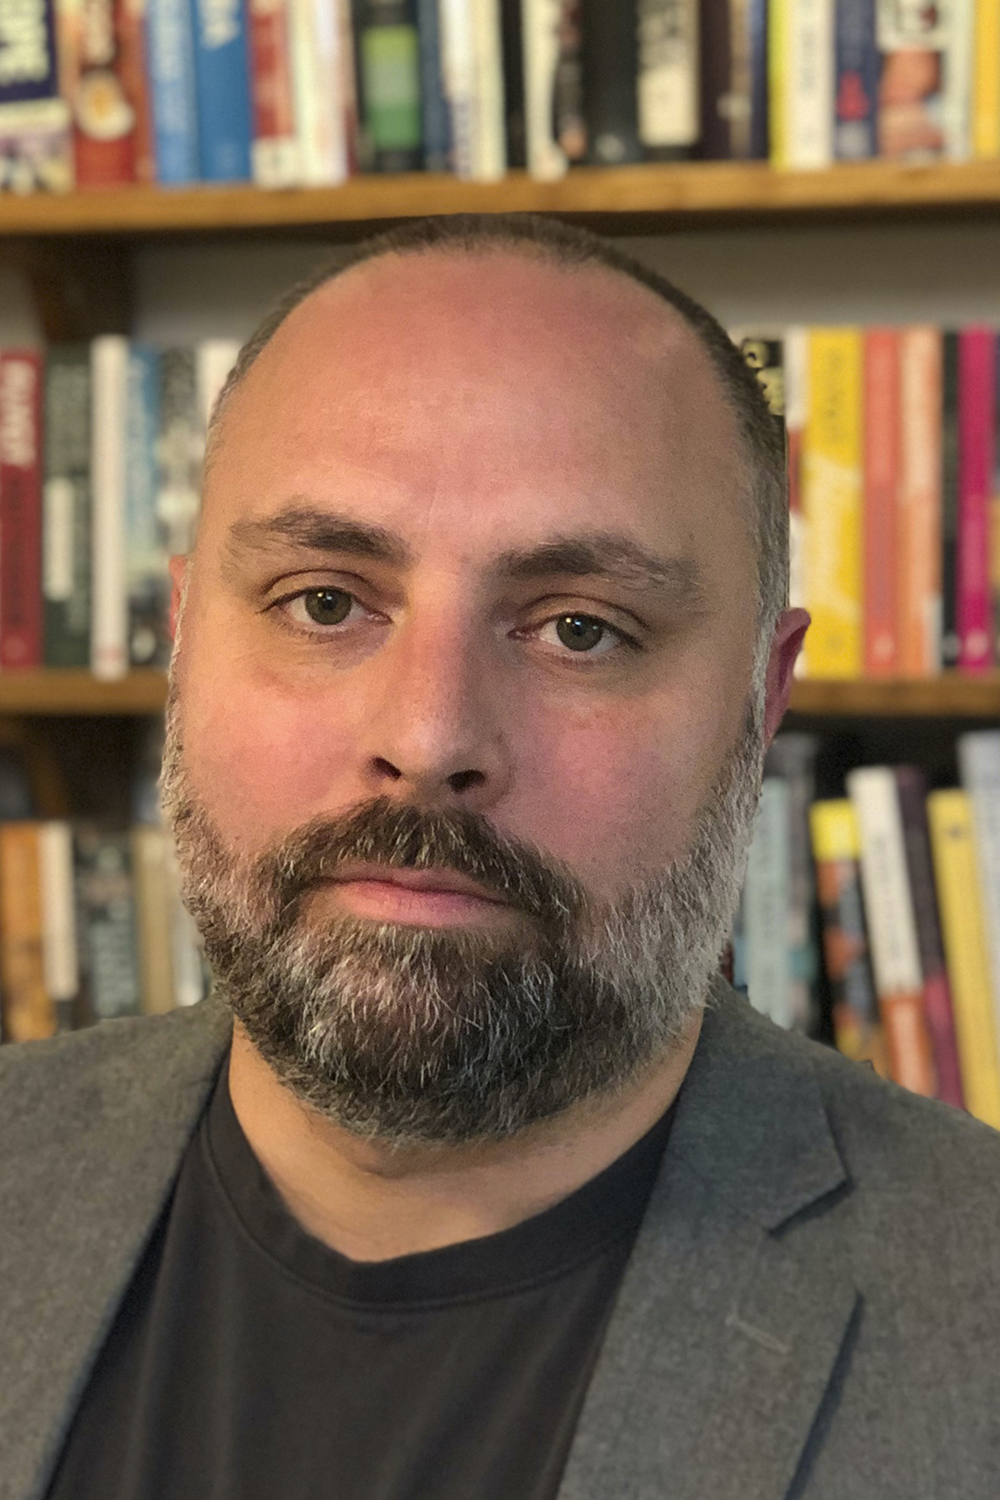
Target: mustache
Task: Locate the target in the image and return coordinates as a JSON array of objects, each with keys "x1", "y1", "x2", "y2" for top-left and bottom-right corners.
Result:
[{"x1": 256, "y1": 798, "x2": 587, "y2": 925}]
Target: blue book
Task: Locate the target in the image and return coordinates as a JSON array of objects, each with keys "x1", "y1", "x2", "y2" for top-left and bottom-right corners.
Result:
[
  {"x1": 148, "y1": 0, "x2": 200, "y2": 183},
  {"x1": 416, "y1": 0, "x2": 450, "y2": 171},
  {"x1": 834, "y1": 0, "x2": 878, "y2": 160},
  {"x1": 191, "y1": 0, "x2": 253, "y2": 181}
]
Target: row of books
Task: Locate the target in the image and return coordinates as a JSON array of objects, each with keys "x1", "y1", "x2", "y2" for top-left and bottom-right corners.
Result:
[
  {"x1": 735, "y1": 728, "x2": 1000, "y2": 1130},
  {"x1": 737, "y1": 325, "x2": 1000, "y2": 680},
  {"x1": 0, "y1": 818, "x2": 207, "y2": 1042},
  {"x1": 3, "y1": 0, "x2": 999, "y2": 195},
  {"x1": 0, "y1": 338, "x2": 238, "y2": 676}
]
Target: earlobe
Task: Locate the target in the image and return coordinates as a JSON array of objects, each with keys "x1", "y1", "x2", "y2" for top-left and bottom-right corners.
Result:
[
  {"x1": 763, "y1": 608, "x2": 810, "y2": 744},
  {"x1": 168, "y1": 556, "x2": 188, "y2": 643}
]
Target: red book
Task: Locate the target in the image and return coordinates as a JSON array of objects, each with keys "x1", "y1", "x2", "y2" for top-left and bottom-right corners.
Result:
[
  {"x1": 863, "y1": 329, "x2": 900, "y2": 677},
  {"x1": 0, "y1": 352, "x2": 44, "y2": 671},
  {"x1": 249, "y1": 0, "x2": 299, "y2": 186},
  {"x1": 65, "y1": 0, "x2": 149, "y2": 186},
  {"x1": 957, "y1": 328, "x2": 996, "y2": 673}
]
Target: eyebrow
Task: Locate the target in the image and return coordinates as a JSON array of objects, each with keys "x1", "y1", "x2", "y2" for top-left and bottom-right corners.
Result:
[{"x1": 226, "y1": 506, "x2": 411, "y2": 568}]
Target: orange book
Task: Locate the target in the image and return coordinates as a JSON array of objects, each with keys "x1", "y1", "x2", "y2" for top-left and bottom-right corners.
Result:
[
  {"x1": 863, "y1": 329, "x2": 900, "y2": 677},
  {"x1": 0, "y1": 823, "x2": 55, "y2": 1042},
  {"x1": 897, "y1": 327, "x2": 943, "y2": 678}
]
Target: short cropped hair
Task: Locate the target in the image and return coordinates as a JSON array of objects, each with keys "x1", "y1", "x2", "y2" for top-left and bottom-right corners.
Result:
[{"x1": 210, "y1": 213, "x2": 789, "y2": 635}]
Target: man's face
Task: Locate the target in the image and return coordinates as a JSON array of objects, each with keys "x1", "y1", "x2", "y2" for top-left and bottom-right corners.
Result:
[{"x1": 165, "y1": 249, "x2": 788, "y2": 1144}]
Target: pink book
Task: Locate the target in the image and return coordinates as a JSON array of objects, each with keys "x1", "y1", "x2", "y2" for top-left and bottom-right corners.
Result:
[{"x1": 957, "y1": 328, "x2": 996, "y2": 673}]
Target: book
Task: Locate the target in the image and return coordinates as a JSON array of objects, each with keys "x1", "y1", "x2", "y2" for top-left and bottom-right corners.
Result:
[
  {"x1": 802, "y1": 327, "x2": 862, "y2": 677},
  {"x1": 0, "y1": 0, "x2": 73, "y2": 193},
  {"x1": 774, "y1": 0, "x2": 833, "y2": 169},
  {"x1": 90, "y1": 335, "x2": 129, "y2": 680},
  {"x1": 847, "y1": 765, "x2": 936, "y2": 1097},
  {"x1": 699, "y1": 0, "x2": 769, "y2": 160},
  {"x1": 39, "y1": 820, "x2": 80, "y2": 1032},
  {"x1": 927, "y1": 788, "x2": 1000, "y2": 1129},
  {"x1": 833, "y1": 0, "x2": 877, "y2": 158},
  {"x1": 521, "y1": 0, "x2": 568, "y2": 179},
  {"x1": 941, "y1": 0, "x2": 972, "y2": 161},
  {"x1": 43, "y1": 345, "x2": 91, "y2": 668},
  {"x1": 131, "y1": 823, "x2": 176, "y2": 1015},
  {"x1": 957, "y1": 327, "x2": 995, "y2": 672},
  {"x1": 993, "y1": 332, "x2": 1000, "y2": 661},
  {"x1": 191, "y1": 0, "x2": 255, "y2": 180},
  {"x1": 126, "y1": 344, "x2": 170, "y2": 667},
  {"x1": 783, "y1": 325, "x2": 807, "y2": 625},
  {"x1": 63, "y1": 0, "x2": 147, "y2": 185},
  {"x1": 288, "y1": 0, "x2": 352, "y2": 182},
  {"x1": 764, "y1": 732, "x2": 820, "y2": 1033},
  {"x1": 956, "y1": 730, "x2": 1000, "y2": 1067},
  {"x1": 156, "y1": 347, "x2": 201, "y2": 556},
  {"x1": 0, "y1": 349, "x2": 44, "y2": 670},
  {"x1": 0, "y1": 823, "x2": 54, "y2": 1042},
  {"x1": 470, "y1": 0, "x2": 506, "y2": 178},
  {"x1": 580, "y1": 0, "x2": 642, "y2": 164},
  {"x1": 637, "y1": 0, "x2": 700, "y2": 160},
  {"x1": 416, "y1": 0, "x2": 450, "y2": 170},
  {"x1": 499, "y1": 0, "x2": 525, "y2": 166},
  {"x1": 248, "y1": 0, "x2": 301, "y2": 183},
  {"x1": 940, "y1": 330, "x2": 960, "y2": 669},
  {"x1": 894, "y1": 766, "x2": 965, "y2": 1109},
  {"x1": 196, "y1": 337, "x2": 241, "y2": 430},
  {"x1": 353, "y1": 0, "x2": 422, "y2": 172},
  {"x1": 809, "y1": 798, "x2": 887, "y2": 1073},
  {"x1": 744, "y1": 774, "x2": 793, "y2": 1028},
  {"x1": 862, "y1": 328, "x2": 899, "y2": 677},
  {"x1": 875, "y1": 0, "x2": 946, "y2": 159},
  {"x1": 74, "y1": 824, "x2": 141, "y2": 1021},
  {"x1": 896, "y1": 326, "x2": 942, "y2": 677},
  {"x1": 119, "y1": 0, "x2": 156, "y2": 180},
  {"x1": 146, "y1": 0, "x2": 200, "y2": 182},
  {"x1": 973, "y1": 0, "x2": 1000, "y2": 158}
]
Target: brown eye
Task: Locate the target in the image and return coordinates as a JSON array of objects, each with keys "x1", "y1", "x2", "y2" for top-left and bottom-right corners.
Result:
[
  {"x1": 303, "y1": 589, "x2": 353, "y2": 626},
  {"x1": 555, "y1": 614, "x2": 606, "y2": 652}
]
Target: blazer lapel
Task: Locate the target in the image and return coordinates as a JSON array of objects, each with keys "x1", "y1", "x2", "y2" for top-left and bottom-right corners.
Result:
[
  {"x1": 557, "y1": 984, "x2": 858, "y2": 1500},
  {"x1": 0, "y1": 1000, "x2": 231, "y2": 1500}
]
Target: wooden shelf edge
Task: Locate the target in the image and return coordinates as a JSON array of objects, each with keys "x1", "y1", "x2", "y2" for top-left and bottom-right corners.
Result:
[
  {"x1": 5, "y1": 160, "x2": 1000, "y2": 238},
  {"x1": 0, "y1": 670, "x2": 167, "y2": 714}
]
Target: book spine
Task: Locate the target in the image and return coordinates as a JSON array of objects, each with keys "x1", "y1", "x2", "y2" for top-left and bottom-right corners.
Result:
[
  {"x1": 0, "y1": 0, "x2": 62, "y2": 104},
  {"x1": 248, "y1": 0, "x2": 301, "y2": 183},
  {"x1": 764, "y1": 731, "x2": 820, "y2": 1033},
  {"x1": 957, "y1": 327, "x2": 996, "y2": 672},
  {"x1": 38, "y1": 820, "x2": 79, "y2": 1032},
  {"x1": 353, "y1": 0, "x2": 422, "y2": 172},
  {"x1": 438, "y1": 0, "x2": 476, "y2": 174},
  {"x1": 747, "y1": 0, "x2": 767, "y2": 156},
  {"x1": 809, "y1": 798, "x2": 887, "y2": 1074},
  {"x1": 66, "y1": 0, "x2": 142, "y2": 184},
  {"x1": 0, "y1": 0, "x2": 74, "y2": 188},
  {"x1": 196, "y1": 337, "x2": 241, "y2": 430},
  {"x1": 767, "y1": 0, "x2": 788, "y2": 166},
  {"x1": 833, "y1": 0, "x2": 876, "y2": 159},
  {"x1": 120, "y1": 0, "x2": 156, "y2": 179},
  {"x1": 90, "y1": 335, "x2": 129, "y2": 681},
  {"x1": 0, "y1": 350, "x2": 44, "y2": 671},
  {"x1": 875, "y1": 0, "x2": 946, "y2": 159},
  {"x1": 580, "y1": 0, "x2": 642, "y2": 164},
  {"x1": 131, "y1": 824, "x2": 176, "y2": 1015},
  {"x1": 927, "y1": 788, "x2": 1000, "y2": 1129},
  {"x1": 743, "y1": 775, "x2": 794, "y2": 1028},
  {"x1": 74, "y1": 825, "x2": 141, "y2": 1021},
  {"x1": 470, "y1": 0, "x2": 505, "y2": 178},
  {"x1": 0, "y1": 823, "x2": 54, "y2": 1042},
  {"x1": 500, "y1": 0, "x2": 525, "y2": 167},
  {"x1": 897, "y1": 326, "x2": 942, "y2": 677},
  {"x1": 146, "y1": 0, "x2": 200, "y2": 181},
  {"x1": 783, "y1": 324, "x2": 807, "y2": 621},
  {"x1": 802, "y1": 327, "x2": 863, "y2": 678},
  {"x1": 785, "y1": 0, "x2": 833, "y2": 168},
  {"x1": 637, "y1": 0, "x2": 699, "y2": 159},
  {"x1": 416, "y1": 0, "x2": 451, "y2": 170},
  {"x1": 156, "y1": 347, "x2": 201, "y2": 556},
  {"x1": 993, "y1": 333, "x2": 1000, "y2": 661},
  {"x1": 43, "y1": 345, "x2": 92, "y2": 668},
  {"x1": 191, "y1": 0, "x2": 254, "y2": 180},
  {"x1": 521, "y1": 0, "x2": 566, "y2": 179},
  {"x1": 847, "y1": 765, "x2": 937, "y2": 1096},
  {"x1": 957, "y1": 730, "x2": 1000, "y2": 1058},
  {"x1": 895, "y1": 765, "x2": 965, "y2": 1108},
  {"x1": 288, "y1": 0, "x2": 349, "y2": 182},
  {"x1": 126, "y1": 345, "x2": 170, "y2": 668},
  {"x1": 698, "y1": 0, "x2": 734, "y2": 159},
  {"x1": 942, "y1": 0, "x2": 972, "y2": 161},
  {"x1": 941, "y1": 330, "x2": 961, "y2": 668},
  {"x1": 862, "y1": 327, "x2": 899, "y2": 677},
  {"x1": 166, "y1": 840, "x2": 208, "y2": 1006},
  {"x1": 973, "y1": 0, "x2": 1000, "y2": 158}
]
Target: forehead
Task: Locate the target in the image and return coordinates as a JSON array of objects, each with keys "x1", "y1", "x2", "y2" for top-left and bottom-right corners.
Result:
[{"x1": 201, "y1": 248, "x2": 750, "y2": 577}]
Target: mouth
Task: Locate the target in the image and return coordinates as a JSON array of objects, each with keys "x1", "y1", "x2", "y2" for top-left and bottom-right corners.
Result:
[{"x1": 317, "y1": 862, "x2": 515, "y2": 928}]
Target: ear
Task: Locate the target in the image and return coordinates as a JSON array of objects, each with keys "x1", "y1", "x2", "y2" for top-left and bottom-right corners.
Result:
[
  {"x1": 168, "y1": 555, "x2": 188, "y2": 642},
  {"x1": 763, "y1": 608, "x2": 810, "y2": 745}
]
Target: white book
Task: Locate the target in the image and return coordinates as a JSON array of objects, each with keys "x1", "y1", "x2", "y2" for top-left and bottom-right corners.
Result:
[
  {"x1": 942, "y1": 0, "x2": 972, "y2": 160},
  {"x1": 846, "y1": 766, "x2": 923, "y2": 999},
  {"x1": 289, "y1": 0, "x2": 349, "y2": 184},
  {"x1": 470, "y1": 0, "x2": 506, "y2": 180},
  {"x1": 786, "y1": 0, "x2": 833, "y2": 168},
  {"x1": 744, "y1": 776, "x2": 793, "y2": 1028},
  {"x1": 440, "y1": 0, "x2": 477, "y2": 177},
  {"x1": 522, "y1": 0, "x2": 566, "y2": 180},
  {"x1": 957, "y1": 730, "x2": 1000, "y2": 1032},
  {"x1": 38, "y1": 821, "x2": 78, "y2": 1011},
  {"x1": 90, "y1": 335, "x2": 129, "y2": 681},
  {"x1": 196, "y1": 338, "x2": 242, "y2": 433},
  {"x1": 637, "y1": 0, "x2": 700, "y2": 151}
]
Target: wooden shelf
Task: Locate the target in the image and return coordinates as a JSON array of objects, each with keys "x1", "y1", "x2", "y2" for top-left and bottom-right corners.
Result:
[
  {"x1": 5, "y1": 159, "x2": 1000, "y2": 239},
  {"x1": 0, "y1": 670, "x2": 997, "y2": 716}
]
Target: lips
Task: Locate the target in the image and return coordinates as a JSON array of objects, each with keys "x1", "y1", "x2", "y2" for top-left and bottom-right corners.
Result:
[{"x1": 327, "y1": 863, "x2": 508, "y2": 906}]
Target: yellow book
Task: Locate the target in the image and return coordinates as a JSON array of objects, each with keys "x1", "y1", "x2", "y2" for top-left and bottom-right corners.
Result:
[
  {"x1": 768, "y1": 0, "x2": 790, "y2": 168},
  {"x1": 973, "y1": 0, "x2": 1000, "y2": 158},
  {"x1": 927, "y1": 790, "x2": 1000, "y2": 1129},
  {"x1": 802, "y1": 328, "x2": 863, "y2": 678}
]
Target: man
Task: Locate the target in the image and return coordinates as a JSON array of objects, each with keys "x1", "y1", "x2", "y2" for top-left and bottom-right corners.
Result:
[{"x1": 2, "y1": 215, "x2": 999, "y2": 1500}]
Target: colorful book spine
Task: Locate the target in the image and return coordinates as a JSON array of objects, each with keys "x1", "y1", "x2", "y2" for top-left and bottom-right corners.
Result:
[
  {"x1": 637, "y1": 0, "x2": 700, "y2": 160},
  {"x1": 353, "y1": 0, "x2": 422, "y2": 172},
  {"x1": 90, "y1": 335, "x2": 130, "y2": 682},
  {"x1": 580, "y1": 0, "x2": 642, "y2": 165},
  {"x1": 522, "y1": 0, "x2": 567, "y2": 179},
  {"x1": 897, "y1": 326, "x2": 942, "y2": 677},
  {"x1": 784, "y1": 0, "x2": 834, "y2": 168},
  {"x1": 764, "y1": 732, "x2": 820, "y2": 1033},
  {"x1": 744, "y1": 775, "x2": 793, "y2": 1029},
  {"x1": 74, "y1": 825, "x2": 141, "y2": 1021},
  {"x1": 941, "y1": 330, "x2": 961, "y2": 668},
  {"x1": 126, "y1": 345, "x2": 170, "y2": 668},
  {"x1": 894, "y1": 766, "x2": 965, "y2": 1109},
  {"x1": 119, "y1": 0, "x2": 156, "y2": 180},
  {"x1": 131, "y1": 823, "x2": 176, "y2": 1015},
  {"x1": 147, "y1": 0, "x2": 201, "y2": 182},
  {"x1": 288, "y1": 0, "x2": 350, "y2": 182},
  {"x1": 0, "y1": 350, "x2": 43, "y2": 671},
  {"x1": 416, "y1": 0, "x2": 450, "y2": 170},
  {"x1": 875, "y1": 0, "x2": 946, "y2": 159},
  {"x1": 927, "y1": 789, "x2": 1000, "y2": 1129},
  {"x1": 847, "y1": 765, "x2": 936, "y2": 1097},
  {"x1": 993, "y1": 334, "x2": 1000, "y2": 661},
  {"x1": 64, "y1": 0, "x2": 144, "y2": 184},
  {"x1": 0, "y1": 823, "x2": 54, "y2": 1042},
  {"x1": 39, "y1": 820, "x2": 79, "y2": 1033},
  {"x1": 833, "y1": 0, "x2": 877, "y2": 158},
  {"x1": 156, "y1": 347, "x2": 201, "y2": 556},
  {"x1": 248, "y1": 0, "x2": 300, "y2": 183},
  {"x1": 767, "y1": 0, "x2": 788, "y2": 166},
  {"x1": 973, "y1": 0, "x2": 1000, "y2": 158},
  {"x1": 862, "y1": 327, "x2": 899, "y2": 677},
  {"x1": 700, "y1": 0, "x2": 769, "y2": 160},
  {"x1": 803, "y1": 327, "x2": 863, "y2": 677},
  {"x1": 957, "y1": 730, "x2": 1000, "y2": 1058},
  {"x1": 809, "y1": 798, "x2": 887, "y2": 1074},
  {"x1": 191, "y1": 0, "x2": 254, "y2": 180},
  {"x1": 957, "y1": 327, "x2": 996, "y2": 672},
  {"x1": 0, "y1": 0, "x2": 73, "y2": 193},
  {"x1": 784, "y1": 325, "x2": 807, "y2": 627},
  {"x1": 43, "y1": 345, "x2": 92, "y2": 669}
]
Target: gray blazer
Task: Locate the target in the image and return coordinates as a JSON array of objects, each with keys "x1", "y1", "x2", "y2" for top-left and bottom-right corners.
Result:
[{"x1": 2, "y1": 979, "x2": 999, "y2": 1500}]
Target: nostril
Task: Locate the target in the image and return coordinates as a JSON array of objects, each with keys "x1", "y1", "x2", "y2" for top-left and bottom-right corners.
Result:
[
  {"x1": 448, "y1": 769, "x2": 486, "y2": 794},
  {"x1": 372, "y1": 757, "x2": 403, "y2": 781}
]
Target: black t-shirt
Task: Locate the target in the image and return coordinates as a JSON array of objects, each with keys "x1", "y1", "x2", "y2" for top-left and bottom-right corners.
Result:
[{"x1": 48, "y1": 1060, "x2": 672, "y2": 1500}]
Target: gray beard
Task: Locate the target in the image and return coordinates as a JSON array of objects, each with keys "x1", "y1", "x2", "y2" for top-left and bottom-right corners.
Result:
[{"x1": 160, "y1": 683, "x2": 765, "y2": 1148}]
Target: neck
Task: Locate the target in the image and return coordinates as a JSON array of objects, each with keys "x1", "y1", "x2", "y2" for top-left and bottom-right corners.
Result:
[{"x1": 227, "y1": 1014, "x2": 703, "y2": 1262}]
